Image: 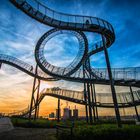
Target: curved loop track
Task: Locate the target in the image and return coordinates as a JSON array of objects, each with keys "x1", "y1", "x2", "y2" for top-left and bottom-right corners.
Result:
[
  {"x1": 9, "y1": 0, "x2": 115, "y2": 81},
  {"x1": 35, "y1": 28, "x2": 88, "y2": 77},
  {"x1": 10, "y1": 0, "x2": 115, "y2": 57}
]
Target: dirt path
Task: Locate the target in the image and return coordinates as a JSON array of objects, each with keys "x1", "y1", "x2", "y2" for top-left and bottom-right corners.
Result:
[
  {"x1": 0, "y1": 117, "x2": 14, "y2": 133},
  {"x1": 0, "y1": 127, "x2": 57, "y2": 140}
]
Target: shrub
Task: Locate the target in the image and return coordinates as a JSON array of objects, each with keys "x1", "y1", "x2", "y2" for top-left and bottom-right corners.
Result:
[
  {"x1": 58, "y1": 124, "x2": 140, "y2": 140},
  {"x1": 11, "y1": 117, "x2": 57, "y2": 128}
]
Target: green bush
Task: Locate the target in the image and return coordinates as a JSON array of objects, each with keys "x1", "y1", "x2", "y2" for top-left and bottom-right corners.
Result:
[
  {"x1": 58, "y1": 124, "x2": 140, "y2": 140},
  {"x1": 11, "y1": 117, "x2": 57, "y2": 128}
]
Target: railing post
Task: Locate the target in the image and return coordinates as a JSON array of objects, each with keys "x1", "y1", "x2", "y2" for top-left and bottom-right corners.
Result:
[
  {"x1": 130, "y1": 86, "x2": 140, "y2": 121},
  {"x1": 102, "y1": 35, "x2": 122, "y2": 128}
]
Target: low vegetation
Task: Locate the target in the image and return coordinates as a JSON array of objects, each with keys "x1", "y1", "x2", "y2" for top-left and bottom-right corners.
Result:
[
  {"x1": 11, "y1": 117, "x2": 87, "y2": 128},
  {"x1": 11, "y1": 117, "x2": 140, "y2": 140},
  {"x1": 11, "y1": 117, "x2": 57, "y2": 128},
  {"x1": 58, "y1": 124, "x2": 140, "y2": 140}
]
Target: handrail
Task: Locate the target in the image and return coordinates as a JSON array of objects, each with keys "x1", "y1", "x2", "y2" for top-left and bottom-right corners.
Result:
[
  {"x1": 0, "y1": 54, "x2": 140, "y2": 86},
  {"x1": 37, "y1": 88, "x2": 140, "y2": 108},
  {"x1": 0, "y1": 54, "x2": 57, "y2": 81}
]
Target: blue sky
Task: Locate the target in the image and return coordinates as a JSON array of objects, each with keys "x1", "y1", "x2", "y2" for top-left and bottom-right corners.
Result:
[
  {"x1": 0, "y1": 0, "x2": 140, "y2": 68},
  {"x1": 0, "y1": 0, "x2": 140, "y2": 115}
]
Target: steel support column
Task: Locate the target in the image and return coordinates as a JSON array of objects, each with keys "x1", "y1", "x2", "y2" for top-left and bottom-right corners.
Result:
[
  {"x1": 102, "y1": 35, "x2": 122, "y2": 127},
  {"x1": 29, "y1": 75, "x2": 36, "y2": 120},
  {"x1": 93, "y1": 84, "x2": 99, "y2": 121},
  {"x1": 29, "y1": 65, "x2": 40, "y2": 121},
  {"x1": 36, "y1": 104, "x2": 40, "y2": 119},
  {"x1": 86, "y1": 58, "x2": 97, "y2": 122},
  {"x1": 84, "y1": 82, "x2": 89, "y2": 123},
  {"x1": 83, "y1": 65, "x2": 89, "y2": 123},
  {"x1": 57, "y1": 98, "x2": 60, "y2": 122},
  {"x1": 130, "y1": 86, "x2": 140, "y2": 121},
  {"x1": 90, "y1": 83, "x2": 96, "y2": 122},
  {"x1": 87, "y1": 82, "x2": 93, "y2": 124},
  {"x1": 34, "y1": 80, "x2": 41, "y2": 120}
]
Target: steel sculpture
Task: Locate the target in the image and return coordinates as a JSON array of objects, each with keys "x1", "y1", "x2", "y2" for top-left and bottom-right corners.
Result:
[{"x1": 0, "y1": 0, "x2": 140, "y2": 127}]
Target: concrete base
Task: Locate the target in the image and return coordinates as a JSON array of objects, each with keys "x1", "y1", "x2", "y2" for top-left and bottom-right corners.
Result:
[
  {"x1": 135, "y1": 121, "x2": 140, "y2": 125},
  {"x1": 0, "y1": 117, "x2": 14, "y2": 133}
]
